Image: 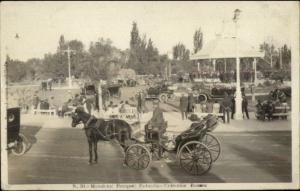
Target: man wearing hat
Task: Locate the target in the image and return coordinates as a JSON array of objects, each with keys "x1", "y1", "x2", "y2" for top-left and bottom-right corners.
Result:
[{"x1": 150, "y1": 99, "x2": 165, "y2": 125}]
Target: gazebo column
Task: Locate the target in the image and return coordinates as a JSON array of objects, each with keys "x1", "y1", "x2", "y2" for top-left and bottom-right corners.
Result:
[
  {"x1": 224, "y1": 58, "x2": 227, "y2": 72},
  {"x1": 253, "y1": 58, "x2": 257, "y2": 86},
  {"x1": 252, "y1": 58, "x2": 257, "y2": 102},
  {"x1": 197, "y1": 62, "x2": 200, "y2": 72},
  {"x1": 235, "y1": 57, "x2": 243, "y2": 120},
  {"x1": 213, "y1": 59, "x2": 216, "y2": 72},
  {"x1": 98, "y1": 80, "x2": 103, "y2": 117}
]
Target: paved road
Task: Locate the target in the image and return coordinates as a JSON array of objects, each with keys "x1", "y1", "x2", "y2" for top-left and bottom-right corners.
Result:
[
  {"x1": 7, "y1": 88, "x2": 292, "y2": 184},
  {"x1": 8, "y1": 126, "x2": 291, "y2": 184}
]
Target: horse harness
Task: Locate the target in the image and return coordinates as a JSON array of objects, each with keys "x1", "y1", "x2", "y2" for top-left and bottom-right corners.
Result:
[{"x1": 83, "y1": 115, "x2": 117, "y2": 141}]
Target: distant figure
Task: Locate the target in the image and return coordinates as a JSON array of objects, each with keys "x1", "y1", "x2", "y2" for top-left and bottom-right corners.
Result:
[
  {"x1": 150, "y1": 100, "x2": 164, "y2": 125},
  {"x1": 41, "y1": 81, "x2": 47, "y2": 91},
  {"x1": 48, "y1": 78, "x2": 53, "y2": 91},
  {"x1": 221, "y1": 92, "x2": 232, "y2": 123},
  {"x1": 213, "y1": 100, "x2": 221, "y2": 114},
  {"x1": 85, "y1": 98, "x2": 93, "y2": 114},
  {"x1": 72, "y1": 94, "x2": 81, "y2": 107},
  {"x1": 61, "y1": 99, "x2": 72, "y2": 117},
  {"x1": 32, "y1": 94, "x2": 40, "y2": 109},
  {"x1": 187, "y1": 91, "x2": 194, "y2": 114},
  {"x1": 231, "y1": 95, "x2": 235, "y2": 119},
  {"x1": 179, "y1": 93, "x2": 188, "y2": 120},
  {"x1": 256, "y1": 99, "x2": 265, "y2": 120},
  {"x1": 137, "y1": 91, "x2": 142, "y2": 113},
  {"x1": 206, "y1": 100, "x2": 213, "y2": 113},
  {"x1": 242, "y1": 96, "x2": 249, "y2": 119}
]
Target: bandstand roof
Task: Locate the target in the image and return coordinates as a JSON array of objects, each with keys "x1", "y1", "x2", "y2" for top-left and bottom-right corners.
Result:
[{"x1": 190, "y1": 36, "x2": 264, "y2": 60}]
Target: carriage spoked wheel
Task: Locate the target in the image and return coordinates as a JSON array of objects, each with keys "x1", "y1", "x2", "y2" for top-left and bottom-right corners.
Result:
[
  {"x1": 125, "y1": 144, "x2": 151, "y2": 170},
  {"x1": 200, "y1": 133, "x2": 221, "y2": 162},
  {"x1": 178, "y1": 141, "x2": 213, "y2": 175},
  {"x1": 11, "y1": 133, "x2": 27, "y2": 156}
]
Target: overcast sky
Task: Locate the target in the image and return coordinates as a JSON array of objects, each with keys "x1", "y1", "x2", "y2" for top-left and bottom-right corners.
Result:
[{"x1": 1, "y1": 1, "x2": 296, "y2": 61}]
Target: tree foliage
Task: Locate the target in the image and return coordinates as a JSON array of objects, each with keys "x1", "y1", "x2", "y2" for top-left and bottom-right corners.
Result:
[
  {"x1": 172, "y1": 43, "x2": 190, "y2": 60},
  {"x1": 193, "y1": 28, "x2": 203, "y2": 53}
]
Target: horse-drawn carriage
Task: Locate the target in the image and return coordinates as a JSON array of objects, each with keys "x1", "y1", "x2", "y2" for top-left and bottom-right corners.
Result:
[
  {"x1": 7, "y1": 108, "x2": 29, "y2": 156},
  {"x1": 124, "y1": 114, "x2": 220, "y2": 175},
  {"x1": 71, "y1": 106, "x2": 220, "y2": 175}
]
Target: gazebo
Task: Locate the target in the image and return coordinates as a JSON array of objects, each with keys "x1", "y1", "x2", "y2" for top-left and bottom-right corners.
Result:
[{"x1": 190, "y1": 35, "x2": 264, "y2": 120}]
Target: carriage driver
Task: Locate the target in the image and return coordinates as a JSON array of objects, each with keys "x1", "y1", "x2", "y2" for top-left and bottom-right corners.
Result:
[{"x1": 145, "y1": 100, "x2": 168, "y2": 142}]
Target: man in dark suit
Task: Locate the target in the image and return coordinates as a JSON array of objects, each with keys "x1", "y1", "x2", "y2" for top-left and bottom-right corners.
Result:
[
  {"x1": 221, "y1": 92, "x2": 232, "y2": 123},
  {"x1": 231, "y1": 95, "x2": 235, "y2": 119},
  {"x1": 187, "y1": 91, "x2": 194, "y2": 114},
  {"x1": 242, "y1": 96, "x2": 249, "y2": 119},
  {"x1": 179, "y1": 93, "x2": 188, "y2": 120}
]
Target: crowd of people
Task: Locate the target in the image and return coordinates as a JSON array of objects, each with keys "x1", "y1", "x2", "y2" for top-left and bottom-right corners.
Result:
[
  {"x1": 188, "y1": 70, "x2": 256, "y2": 83},
  {"x1": 179, "y1": 91, "x2": 250, "y2": 123}
]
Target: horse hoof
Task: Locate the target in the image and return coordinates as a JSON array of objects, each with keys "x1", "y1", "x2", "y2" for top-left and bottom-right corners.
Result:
[{"x1": 88, "y1": 162, "x2": 92, "y2": 165}]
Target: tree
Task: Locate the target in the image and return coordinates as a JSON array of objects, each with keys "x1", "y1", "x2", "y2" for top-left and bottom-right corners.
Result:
[
  {"x1": 58, "y1": 35, "x2": 67, "y2": 51},
  {"x1": 173, "y1": 43, "x2": 190, "y2": 60},
  {"x1": 281, "y1": 44, "x2": 291, "y2": 70},
  {"x1": 130, "y1": 22, "x2": 140, "y2": 50},
  {"x1": 193, "y1": 28, "x2": 203, "y2": 53}
]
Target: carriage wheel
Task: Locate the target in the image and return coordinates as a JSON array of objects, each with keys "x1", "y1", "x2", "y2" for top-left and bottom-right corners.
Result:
[
  {"x1": 19, "y1": 133, "x2": 31, "y2": 152},
  {"x1": 198, "y1": 94, "x2": 208, "y2": 103},
  {"x1": 200, "y1": 133, "x2": 221, "y2": 162},
  {"x1": 179, "y1": 141, "x2": 212, "y2": 175},
  {"x1": 125, "y1": 144, "x2": 151, "y2": 170},
  {"x1": 11, "y1": 135, "x2": 27, "y2": 156}
]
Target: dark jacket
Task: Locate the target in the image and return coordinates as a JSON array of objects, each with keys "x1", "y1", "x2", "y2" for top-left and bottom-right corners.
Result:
[
  {"x1": 187, "y1": 93, "x2": 194, "y2": 112},
  {"x1": 222, "y1": 95, "x2": 232, "y2": 110},
  {"x1": 179, "y1": 96, "x2": 188, "y2": 111},
  {"x1": 151, "y1": 107, "x2": 164, "y2": 124},
  {"x1": 242, "y1": 98, "x2": 248, "y2": 109}
]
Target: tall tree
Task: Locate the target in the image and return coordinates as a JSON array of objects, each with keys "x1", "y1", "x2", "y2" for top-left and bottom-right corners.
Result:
[
  {"x1": 173, "y1": 43, "x2": 190, "y2": 60},
  {"x1": 130, "y1": 22, "x2": 140, "y2": 50},
  {"x1": 58, "y1": 35, "x2": 67, "y2": 51},
  {"x1": 193, "y1": 28, "x2": 203, "y2": 53}
]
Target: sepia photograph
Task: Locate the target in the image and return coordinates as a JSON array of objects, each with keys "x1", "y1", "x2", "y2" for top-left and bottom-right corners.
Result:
[{"x1": 1, "y1": 1, "x2": 299, "y2": 190}]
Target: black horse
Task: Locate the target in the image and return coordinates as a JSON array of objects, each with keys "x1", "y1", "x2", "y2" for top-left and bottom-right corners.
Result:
[{"x1": 71, "y1": 108, "x2": 132, "y2": 164}]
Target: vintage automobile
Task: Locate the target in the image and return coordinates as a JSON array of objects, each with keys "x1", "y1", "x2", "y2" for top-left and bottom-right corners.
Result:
[
  {"x1": 145, "y1": 83, "x2": 174, "y2": 102},
  {"x1": 7, "y1": 107, "x2": 29, "y2": 156},
  {"x1": 192, "y1": 83, "x2": 245, "y2": 103}
]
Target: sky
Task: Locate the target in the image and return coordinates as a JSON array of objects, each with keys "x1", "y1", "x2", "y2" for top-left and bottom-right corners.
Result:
[{"x1": 1, "y1": 1, "x2": 296, "y2": 61}]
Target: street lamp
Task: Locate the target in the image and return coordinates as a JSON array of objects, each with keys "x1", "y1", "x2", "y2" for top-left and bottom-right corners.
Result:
[
  {"x1": 233, "y1": 9, "x2": 243, "y2": 120},
  {"x1": 61, "y1": 44, "x2": 76, "y2": 89}
]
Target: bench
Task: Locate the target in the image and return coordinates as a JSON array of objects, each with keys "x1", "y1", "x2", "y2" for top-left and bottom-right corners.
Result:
[
  {"x1": 192, "y1": 112, "x2": 225, "y2": 122},
  {"x1": 255, "y1": 105, "x2": 290, "y2": 120},
  {"x1": 33, "y1": 109, "x2": 56, "y2": 116}
]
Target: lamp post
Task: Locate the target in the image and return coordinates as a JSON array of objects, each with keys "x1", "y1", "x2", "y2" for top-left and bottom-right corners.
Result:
[
  {"x1": 61, "y1": 44, "x2": 75, "y2": 89},
  {"x1": 233, "y1": 9, "x2": 243, "y2": 120}
]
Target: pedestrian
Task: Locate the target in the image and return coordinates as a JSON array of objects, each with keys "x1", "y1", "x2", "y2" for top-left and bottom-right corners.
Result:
[
  {"x1": 231, "y1": 95, "x2": 235, "y2": 119},
  {"x1": 179, "y1": 93, "x2": 188, "y2": 120},
  {"x1": 206, "y1": 99, "x2": 213, "y2": 113},
  {"x1": 137, "y1": 91, "x2": 142, "y2": 114},
  {"x1": 221, "y1": 92, "x2": 232, "y2": 123},
  {"x1": 48, "y1": 78, "x2": 52, "y2": 91},
  {"x1": 187, "y1": 90, "x2": 194, "y2": 115},
  {"x1": 256, "y1": 99, "x2": 265, "y2": 120},
  {"x1": 242, "y1": 96, "x2": 249, "y2": 119},
  {"x1": 85, "y1": 98, "x2": 93, "y2": 114},
  {"x1": 32, "y1": 94, "x2": 40, "y2": 109}
]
